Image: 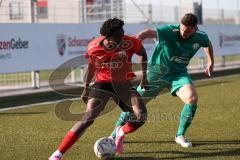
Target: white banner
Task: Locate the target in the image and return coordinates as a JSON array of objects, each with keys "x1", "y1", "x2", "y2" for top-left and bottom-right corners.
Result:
[
  {"x1": 198, "y1": 25, "x2": 240, "y2": 56},
  {"x1": 0, "y1": 23, "x2": 240, "y2": 74},
  {"x1": 126, "y1": 24, "x2": 240, "y2": 58},
  {"x1": 0, "y1": 24, "x2": 101, "y2": 74}
]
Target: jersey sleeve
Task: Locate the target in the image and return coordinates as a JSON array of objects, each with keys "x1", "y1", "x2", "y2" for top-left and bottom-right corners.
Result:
[
  {"x1": 200, "y1": 33, "x2": 210, "y2": 47},
  {"x1": 84, "y1": 52, "x2": 93, "y2": 64},
  {"x1": 156, "y1": 25, "x2": 170, "y2": 42},
  {"x1": 131, "y1": 36, "x2": 143, "y2": 55},
  {"x1": 85, "y1": 37, "x2": 100, "y2": 64},
  {"x1": 85, "y1": 44, "x2": 95, "y2": 64}
]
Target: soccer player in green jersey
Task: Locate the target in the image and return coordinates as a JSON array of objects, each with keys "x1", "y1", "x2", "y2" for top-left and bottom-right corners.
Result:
[{"x1": 112, "y1": 13, "x2": 214, "y2": 148}]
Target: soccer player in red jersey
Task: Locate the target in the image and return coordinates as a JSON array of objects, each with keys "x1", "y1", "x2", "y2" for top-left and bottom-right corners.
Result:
[{"x1": 49, "y1": 18, "x2": 149, "y2": 160}]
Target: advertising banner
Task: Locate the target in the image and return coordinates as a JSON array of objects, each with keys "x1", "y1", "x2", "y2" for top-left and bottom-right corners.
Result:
[{"x1": 1, "y1": 23, "x2": 239, "y2": 74}]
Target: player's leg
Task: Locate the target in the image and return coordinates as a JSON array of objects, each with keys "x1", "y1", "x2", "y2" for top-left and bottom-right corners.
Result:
[
  {"x1": 172, "y1": 75, "x2": 198, "y2": 147},
  {"x1": 110, "y1": 110, "x2": 130, "y2": 138},
  {"x1": 121, "y1": 90, "x2": 147, "y2": 134},
  {"x1": 109, "y1": 83, "x2": 160, "y2": 139},
  {"x1": 49, "y1": 83, "x2": 110, "y2": 160},
  {"x1": 49, "y1": 98, "x2": 108, "y2": 160},
  {"x1": 110, "y1": 70, "x2": 170, "y2": 138},
  {"x1": 115, "y1": 90, "x2": 147, "y2": 154},
  {"x1": 116, "y1": 78, "x2": 169, "y2": 132},
  {"x1": 176, "y1": 84, "x2": 198, "y2": 136}
]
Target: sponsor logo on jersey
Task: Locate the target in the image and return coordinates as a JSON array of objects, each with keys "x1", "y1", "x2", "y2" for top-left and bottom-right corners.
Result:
[
  {"x1": 95, "y1": 51, "x2": 127, "y2": 69},
  {"x1": 170, "y1": 56, "x2": 189, "y2": 64},
  {"x1": 101, "y1": 61, "x2": 124, "y2": 69}
]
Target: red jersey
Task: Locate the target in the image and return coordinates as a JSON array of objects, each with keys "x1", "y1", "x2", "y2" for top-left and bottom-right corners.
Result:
[{"x1": 85, "y1": 35, "x2": 143, "y2": 82}]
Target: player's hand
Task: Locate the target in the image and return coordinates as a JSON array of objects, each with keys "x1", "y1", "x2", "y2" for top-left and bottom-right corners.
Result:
[
  {"x1": 204, "y1": 62, "x2": 214, "y2": 76},
  {"x1": 81, "y1": 87, "x2": 89, "y2": 104},
  {"x1": 140, "y1": 77, "x2": 149, "y2": 90}
]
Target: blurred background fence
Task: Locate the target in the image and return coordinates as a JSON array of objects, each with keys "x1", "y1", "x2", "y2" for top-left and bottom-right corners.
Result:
[
  {"x1": 1, "y1": 0, "x2": 240, "y2": 92},
  {"x1": 0, "y1": 0, "x2": 240, "y2": 24}
]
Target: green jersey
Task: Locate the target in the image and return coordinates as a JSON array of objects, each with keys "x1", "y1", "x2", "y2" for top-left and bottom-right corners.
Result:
[{"x1": 150, "y1": 24, "x2": 209, "y2": 72}]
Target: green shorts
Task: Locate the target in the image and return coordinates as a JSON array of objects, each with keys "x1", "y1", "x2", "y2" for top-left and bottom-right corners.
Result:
[{"x1": 137, "y1": 70, "x2": 193, "y2": 98}]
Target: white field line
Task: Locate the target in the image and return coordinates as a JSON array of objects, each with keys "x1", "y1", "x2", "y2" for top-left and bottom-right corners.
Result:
[{"x1": 0, "y1": 98, "x2": 80, "y2": 112}]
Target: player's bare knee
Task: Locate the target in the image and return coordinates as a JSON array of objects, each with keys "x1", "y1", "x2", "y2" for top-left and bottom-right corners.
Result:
[{"x1": 187, "y1": 95, "x2": 198, "y2": 104}]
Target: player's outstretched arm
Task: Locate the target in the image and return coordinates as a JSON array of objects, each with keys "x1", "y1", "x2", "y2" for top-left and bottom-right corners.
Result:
[
  {"x1": 81, "y1": 63, "x2": 95, "y2": 103},
  {"x1": 203, "y1": 41, "x2": 214, "y2": 76},
  {"x1": 137, "y1": 46, "x2": 149, "y2": 90},
  {"x1": 136, "y1": 29, "x2": 157, "y2": 41}
]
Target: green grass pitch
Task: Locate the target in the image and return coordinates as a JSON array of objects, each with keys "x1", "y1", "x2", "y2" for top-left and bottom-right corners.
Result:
[{"x1": 0, "y1": 74, "x2": 240, "y2": 160}]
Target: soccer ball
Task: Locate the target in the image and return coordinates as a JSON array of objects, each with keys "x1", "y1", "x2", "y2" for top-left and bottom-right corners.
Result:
[{"x1": 94, "y1": 137, "x2": 116, "y2": 159}]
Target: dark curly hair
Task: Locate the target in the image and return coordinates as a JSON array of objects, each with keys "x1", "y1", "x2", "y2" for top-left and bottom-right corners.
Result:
[
  {"x1": 181, "y1": 13, "x2": 198, "y2": 27},
  {"x1": 100, "y1": 18, "x2": 124, "y2": 38}
]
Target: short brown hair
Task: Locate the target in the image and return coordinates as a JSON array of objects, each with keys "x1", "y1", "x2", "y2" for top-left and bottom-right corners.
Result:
[{"x1": 181, "y1": 13, "x2": 198, "y2": 27}]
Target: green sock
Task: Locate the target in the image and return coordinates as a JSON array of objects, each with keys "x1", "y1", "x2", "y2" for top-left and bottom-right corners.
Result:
[
  {"x1": 177, "y1": 104, "x2": 197, "y2": 136},
  {"x1": 111, "y1": 112, "x2": 130, "y2": 137}
]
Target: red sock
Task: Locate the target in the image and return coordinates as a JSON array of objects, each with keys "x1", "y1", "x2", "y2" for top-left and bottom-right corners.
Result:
[
  {"x1": 58, "y1": 131, "x2": 79, "y2": 154},
  {"x1": 122, "y1": 122, "x2": 138, "y2": 134}
]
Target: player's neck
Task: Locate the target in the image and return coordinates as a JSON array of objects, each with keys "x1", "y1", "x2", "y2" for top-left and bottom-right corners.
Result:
[
  {"x1": 102, "y1": 38, "x2": 122, "y2": 49},
  {"x1": 105, "y1": 38, "x2": 121, "y2": 44}
]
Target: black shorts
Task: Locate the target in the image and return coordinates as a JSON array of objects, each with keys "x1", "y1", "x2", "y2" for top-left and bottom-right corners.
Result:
[{"x1": 88, "y1": 82, "x2": 138, "y2": 112}]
